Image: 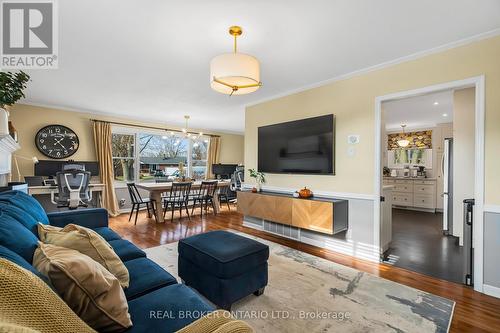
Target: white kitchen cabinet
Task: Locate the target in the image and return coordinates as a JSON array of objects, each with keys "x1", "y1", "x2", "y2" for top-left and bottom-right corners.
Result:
[{"x1": 383, "y1": 178, "x2": 437, "y2": 212}]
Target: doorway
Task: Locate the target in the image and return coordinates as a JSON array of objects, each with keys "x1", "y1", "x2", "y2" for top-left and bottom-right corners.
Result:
[{"x1": 374, "y1": 77, "x2": 485, "y2": 291}]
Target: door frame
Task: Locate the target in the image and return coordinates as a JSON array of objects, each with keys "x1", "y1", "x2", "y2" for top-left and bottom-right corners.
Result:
[{"x1": 373, "y1": 75, "x2": 485, "y2": 292}]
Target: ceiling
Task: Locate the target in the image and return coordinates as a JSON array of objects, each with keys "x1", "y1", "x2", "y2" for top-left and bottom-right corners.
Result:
[
  {"x1": 383, "y1": 90, "x2": 454, "y2": 131},
  {"x1": 20, "y1": 0, "x2": 500, "y2": 133}
]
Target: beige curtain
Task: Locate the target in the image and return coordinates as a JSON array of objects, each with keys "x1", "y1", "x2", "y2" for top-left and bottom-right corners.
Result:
[
  {"x1": 92, "y1": 121, "x2": 119, "y2": 216},
  {"x1": 206, "y1": 136, "x2": 221, "y2": 179}
]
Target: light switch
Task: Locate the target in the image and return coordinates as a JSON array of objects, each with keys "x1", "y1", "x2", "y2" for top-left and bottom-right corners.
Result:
[{"x1": 347, "y1": 147, "x2": 356, "y2": 156}]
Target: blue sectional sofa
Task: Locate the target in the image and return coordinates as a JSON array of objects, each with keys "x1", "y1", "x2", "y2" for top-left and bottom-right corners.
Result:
[{"x1": 0, "y1": 190, "x2": 215, "y2": 332}]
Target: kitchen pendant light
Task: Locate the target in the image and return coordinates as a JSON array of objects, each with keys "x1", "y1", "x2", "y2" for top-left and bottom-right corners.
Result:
[
  {"x1": 397, "y1": 124, "x2": 410, "y2": 148},
  {"x1": 210, "y1": 26, "x2": 262, "y2": 96}
]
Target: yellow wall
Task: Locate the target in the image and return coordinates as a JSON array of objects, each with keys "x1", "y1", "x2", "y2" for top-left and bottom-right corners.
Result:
[
  {"x1": 9, "y1": 104, "x2": 244, "y2": 179},
  {"x1": 246, "y1": 35, "x2": 500, "y2": 205}
]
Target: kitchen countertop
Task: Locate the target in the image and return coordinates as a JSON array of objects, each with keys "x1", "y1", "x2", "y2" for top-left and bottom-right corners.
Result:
[{"x1": 383, "y1": 176, "x2": 437, "y2": 181}]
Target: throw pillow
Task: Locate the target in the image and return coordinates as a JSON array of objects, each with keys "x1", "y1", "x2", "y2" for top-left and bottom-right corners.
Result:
[
  {"x1": 0, "y1": 258, "x2": 95, "y2": 333},
  {"x1": 38, "y1": 223, "x2": 129, "y2": 288},
  {"x1": 33, "y1": 243, "x2": 132, "y2": 332}
]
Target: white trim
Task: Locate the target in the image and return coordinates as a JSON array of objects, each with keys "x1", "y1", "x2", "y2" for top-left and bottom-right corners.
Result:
[
  {"x1": 483, "y1": 284, "x2": 500, "y2": 299},
  {"x1": 483, "y1": 205, "x2": 500, "y2": 214},
  {"x1": 246, "y1": 28, "x2": 500, "y2": 108},
  {"x1": 241, "y1": 183, "x2": 378, "y2": 201},
  {"x1": 374, "y1": 75, "x2": 485, "y2": 293}
]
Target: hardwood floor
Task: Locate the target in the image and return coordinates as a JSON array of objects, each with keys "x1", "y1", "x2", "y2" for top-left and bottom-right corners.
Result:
[{"x1": 109, "y1": 205, "x2": 500, "y2": 333}]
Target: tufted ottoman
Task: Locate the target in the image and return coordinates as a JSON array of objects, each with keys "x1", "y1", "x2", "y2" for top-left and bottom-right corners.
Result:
[{"x1": 178, "y1": 230, "x2": 269, "y2": 310}]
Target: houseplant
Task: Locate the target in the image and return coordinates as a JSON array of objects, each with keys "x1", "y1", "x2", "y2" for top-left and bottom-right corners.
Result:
[
  {"x1": 0, "y1": 71, "x2": 30, "y2": 136},
  {"x1": 248, "y1": 168, "x2": 265, "y2": 192}
]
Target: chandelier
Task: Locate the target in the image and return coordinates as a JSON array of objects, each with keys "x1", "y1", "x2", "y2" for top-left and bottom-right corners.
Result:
[
  {"x1": 210, "y1": 26, "x2": 262, "y2": 96},
  {"x1": 397, "y1": 124, "x2": 410, "y2": 148},
  {"x1": 181, "y1": 115, "x2": 203, "y2": 140}
]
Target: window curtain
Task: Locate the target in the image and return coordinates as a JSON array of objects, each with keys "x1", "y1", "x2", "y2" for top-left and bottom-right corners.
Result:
[
  {"x1": 206, "y1": 136, "x2": 221, "y2": 179},
  {"x1": 92, "y1": 120, "x2": 119, "y2": 216}
]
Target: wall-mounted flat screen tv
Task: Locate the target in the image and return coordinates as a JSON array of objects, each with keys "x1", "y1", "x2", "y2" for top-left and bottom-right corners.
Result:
[{"x1": 258, "y1": 114, "x2": 335, "y2": 175}]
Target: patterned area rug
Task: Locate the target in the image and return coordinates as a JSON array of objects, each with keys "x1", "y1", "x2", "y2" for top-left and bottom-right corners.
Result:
[{"x1": 144, "y1": 232, "x2": 454, "y2": 333}]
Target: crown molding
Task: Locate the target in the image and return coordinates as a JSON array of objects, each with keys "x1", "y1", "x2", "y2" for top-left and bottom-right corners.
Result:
[
  {"x1": 246, "y1": 28, "x2": 500, "y2": 108},
  {"x1": 17, "y1": 102, "x2": 245, "y2": 136}
]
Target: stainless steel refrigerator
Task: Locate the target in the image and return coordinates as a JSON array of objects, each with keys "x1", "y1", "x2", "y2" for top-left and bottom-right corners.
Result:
[{"x1": 442, "y1": 138, "x2": 453, "y2": 234}]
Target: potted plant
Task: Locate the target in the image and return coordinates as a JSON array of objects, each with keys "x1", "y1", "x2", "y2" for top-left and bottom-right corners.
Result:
[
  {"x1": 248, "y1": 168, "x2": 265, "y2": 192},
  {"x1": 0, "y1": 71, "x2": 30, "y2": 137}
]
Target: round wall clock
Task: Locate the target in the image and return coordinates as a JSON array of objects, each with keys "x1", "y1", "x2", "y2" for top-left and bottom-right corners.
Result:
[{"x1": 35, "y1": 125, "x2": 79, "y2": 159}]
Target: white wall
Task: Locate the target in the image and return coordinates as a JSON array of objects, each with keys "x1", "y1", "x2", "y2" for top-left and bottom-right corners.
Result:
[{"x1": 453, "y1": 88, "x2": 475, "y2": 243}]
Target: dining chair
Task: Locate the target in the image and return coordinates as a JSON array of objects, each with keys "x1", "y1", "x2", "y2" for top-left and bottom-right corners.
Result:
[
  {"x1": 163, "y1": 182, "x2": 192, "y2": 223},
  {"x1": 218, "y1": 185, "x2": 232, "y2": 211},
  {"x1": 126, "y1": 183, "x2": 156, "y2": 224},
  {"x1": 190, "y1": 180, "x2": 218, "y2": 217}
]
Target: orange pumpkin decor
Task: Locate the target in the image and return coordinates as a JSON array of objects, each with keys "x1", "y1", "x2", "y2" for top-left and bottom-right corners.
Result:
[{"x1": 298, "y1": 187, "x2": 313, "y2": 198}]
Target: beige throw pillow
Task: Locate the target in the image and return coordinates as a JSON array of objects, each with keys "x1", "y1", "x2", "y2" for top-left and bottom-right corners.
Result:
[
  {"x1": 0, "y1": 258, "x2": 96, "y2": 333},
  {"x1": 33, "y1": 243, "x2": 132, "y2": 332},
  {"x1": 38, "y1": 224, "x2": 129, "y2": 288}
]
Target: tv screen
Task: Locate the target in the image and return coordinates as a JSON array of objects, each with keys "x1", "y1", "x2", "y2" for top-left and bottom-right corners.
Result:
[{"x1": 258, "y1": 114, "x2": 335, "y2": 174}]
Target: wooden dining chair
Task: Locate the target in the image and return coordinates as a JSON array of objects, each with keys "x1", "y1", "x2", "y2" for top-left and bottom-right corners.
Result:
[
  {"x1": 163, "y1": 182, "x2": 192, "y2": 223},
  {"x1": 218, "y1": 185, "x2": 232, "y2": 211},
  {"x1": 190, "y1": 180, "x2": 218, "y2": 217},
  {"x1": 126, "y1": 183, "x2": 156, "y2": 224}
]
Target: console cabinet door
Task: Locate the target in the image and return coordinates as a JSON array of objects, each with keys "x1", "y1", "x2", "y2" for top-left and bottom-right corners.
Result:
[
  {"x1": 292, "y1": 200, "x2": 333, "y2": 234},
  {"x1": 237, "y1": 192, "x2": 292, "y2": 225}
]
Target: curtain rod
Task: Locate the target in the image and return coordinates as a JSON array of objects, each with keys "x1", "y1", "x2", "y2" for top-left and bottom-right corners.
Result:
[{"x1": 90, "y1": 119, "x2": 220, "y2": 138}]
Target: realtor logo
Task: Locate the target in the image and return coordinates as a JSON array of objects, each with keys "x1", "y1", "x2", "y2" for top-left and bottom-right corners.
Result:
[{"x1": 1, "y1": 0, "x2": 58, "y2": 68}]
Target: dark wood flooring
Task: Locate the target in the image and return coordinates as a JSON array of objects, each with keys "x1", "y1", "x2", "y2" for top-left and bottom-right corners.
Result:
[
  {"x1": 383, "y1": 208, "x2": 464, "y2": 284},
  {"x1": 109, "y1": 205, "x2": 500, "y2": 333}
]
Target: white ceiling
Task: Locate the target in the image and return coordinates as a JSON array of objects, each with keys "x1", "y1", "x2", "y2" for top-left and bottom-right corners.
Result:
[
  {"x1": 383, "y1": 90, "x2": 454, "y2": 131},
  {"x1": 21, "y1": 0, "x2": 500, "y2": 133}
]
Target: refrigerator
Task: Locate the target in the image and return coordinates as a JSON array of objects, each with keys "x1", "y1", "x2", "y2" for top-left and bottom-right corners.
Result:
[{"x1": 442, "y1": 138, "x2": 453, "y2": 234}]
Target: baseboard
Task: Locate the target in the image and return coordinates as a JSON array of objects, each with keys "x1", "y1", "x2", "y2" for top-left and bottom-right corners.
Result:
[{"x1": 483, "y1": 284, "x2": 500, "y2": 299}]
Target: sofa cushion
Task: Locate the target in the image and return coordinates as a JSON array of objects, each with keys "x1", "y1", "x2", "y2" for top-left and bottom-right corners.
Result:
[
  {"x1": 178, "y1": 230, "x2": 269, "y2": 278},
  {"x1": 33, "y1": 243, "x2": 132, "y2": 332},
  {"x1": 127, "y1": 284, "x2": 215, "y2": 333},
  {"x1": 94, "y1": 227, "x2": 122, "y2": 241},
  {"x1": 0, "y1": 258, "x2": 95, "y2": 333},
  {"x1": 0, "y1": 203, "x2": 40, "y2": 236},
  {"x1": 109, "y1": 239, "x2": 146, "y2": 262},
  {"x1": 124, "y1": 257, "x2": 177, "y2": 300},
  {"x1": 0, "y1": 209, "x2": 39, "y2": 263},
  {"x1": 0, "y1": 245, "x2": 48, "y2": 284},
  {"x1": 38, "y1": 223, "x2": 130, "y2": 288},
  {"x1": 0, "y1": 190, "x2": 49, "y2": 225}
]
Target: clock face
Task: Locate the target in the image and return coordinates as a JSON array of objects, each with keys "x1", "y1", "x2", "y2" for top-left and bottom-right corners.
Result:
[{"x1": 35, "y1": 125, "x2": 79, "y2": 159}]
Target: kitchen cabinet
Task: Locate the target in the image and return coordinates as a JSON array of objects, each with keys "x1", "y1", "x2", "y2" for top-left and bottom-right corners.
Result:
[{"x1": 383, "y1": 178, "x2": 437, "y2": 212}]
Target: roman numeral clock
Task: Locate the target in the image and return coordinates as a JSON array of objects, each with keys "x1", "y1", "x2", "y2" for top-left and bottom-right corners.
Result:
[{"x1": 35, "y1": 125, "x2": 80, "y2": 159}]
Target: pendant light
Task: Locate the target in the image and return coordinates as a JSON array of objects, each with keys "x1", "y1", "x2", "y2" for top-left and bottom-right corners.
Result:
[
  {"x1": 181, "y1": 115, "x2": 203, "y2": 140},
  {"x1": 397, "y1": 124, "x2": 410, "y2": 148},
  {"x1": 210, "y1": 26, "x2": 262, "y2": 96}
]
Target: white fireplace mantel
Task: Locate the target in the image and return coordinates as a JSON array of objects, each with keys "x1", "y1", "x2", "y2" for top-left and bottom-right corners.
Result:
[{"x1": 0, "y1": 134, "x2": 20, "y2": 180}]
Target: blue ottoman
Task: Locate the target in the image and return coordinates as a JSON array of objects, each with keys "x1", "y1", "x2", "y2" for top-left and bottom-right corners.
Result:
[{"x1": 178, "y1": 230, "x2": 269, "y2": 310}]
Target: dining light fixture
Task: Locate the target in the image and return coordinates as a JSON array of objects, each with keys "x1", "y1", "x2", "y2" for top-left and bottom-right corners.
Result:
[
  {"x1": 397, "y1": 124, "x2": 410, "y2": 148},
  {"x1": 180, "y1": 115, "x2": 203, "y2": 140},
  {"x1": 210, "y1": 26, "x2": 262, "y2": 96}
]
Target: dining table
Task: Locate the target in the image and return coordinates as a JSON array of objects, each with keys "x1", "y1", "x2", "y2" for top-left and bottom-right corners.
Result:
[{"x1": 135, "y1": 180, "x2": 231, "y2": 223}]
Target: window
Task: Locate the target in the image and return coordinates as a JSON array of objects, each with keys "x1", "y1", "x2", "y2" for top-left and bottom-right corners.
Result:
[
  {"x1": 191, "y1": 137, "x2": 209, "y2": 180},
  {"x1": 138, "y1": 133, "x2": 189, "y2": 183},
  {"x1": 111, "y1": 133, "x2": 135, "y2": 182},
  {"x1": 111, "y1": 126, "x2": 210, "y2": 184}
]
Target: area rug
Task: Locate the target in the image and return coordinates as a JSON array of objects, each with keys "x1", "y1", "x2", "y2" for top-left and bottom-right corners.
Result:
[{"x1": 144, "y1": 232, "x2": 454, "y2": 333}]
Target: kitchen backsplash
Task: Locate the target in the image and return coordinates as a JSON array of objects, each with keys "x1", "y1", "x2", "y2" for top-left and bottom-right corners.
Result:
[{"x1": 388, "y1": 130, "x2": 432, "y2": 150}]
